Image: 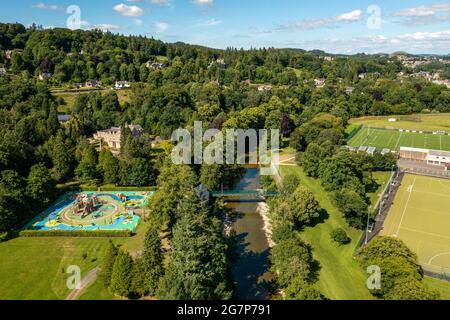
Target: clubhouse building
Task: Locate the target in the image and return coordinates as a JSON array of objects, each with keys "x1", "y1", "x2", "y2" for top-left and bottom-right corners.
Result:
[{"x1": 399, "y1": 147, "x2": 450, "y2": 170}]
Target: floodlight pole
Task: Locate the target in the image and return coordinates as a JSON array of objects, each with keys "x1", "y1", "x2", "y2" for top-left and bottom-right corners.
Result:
[{"x1": 365, "y1": 206, "x2": 370, "y2": 245}]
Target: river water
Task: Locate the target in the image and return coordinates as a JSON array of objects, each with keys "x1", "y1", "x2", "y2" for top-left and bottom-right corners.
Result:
[{"x1": 224, "y1": 169, "x2": 272, "y2": 300}]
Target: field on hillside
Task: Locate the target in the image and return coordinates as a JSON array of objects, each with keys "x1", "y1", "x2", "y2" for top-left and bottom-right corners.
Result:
[
  {"x1": 349, "y1": 114, "x2": 450, "y2": 132},
  {"x1": 381, "y1": 174, "x2": 450, "y2": 276},
  {"x1": 280, "y1": 165, "x2": 373, "y2": 300},
  {"x1": 55, "y1": 89, "x2": 132, "y2": 114},
  {"x1": 348, "y1": 127, "x2": 450, "y2": 151}
]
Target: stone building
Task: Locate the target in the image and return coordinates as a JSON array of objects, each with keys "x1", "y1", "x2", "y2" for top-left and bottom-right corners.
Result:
[{"x1": 93, "y1": 125, "x2": 143, "y2": 151}]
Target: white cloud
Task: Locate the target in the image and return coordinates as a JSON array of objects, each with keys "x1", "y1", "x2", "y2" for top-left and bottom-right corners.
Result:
[
  {"x1": 196, "y1": 18, "x2": 222, "y2": 27},
  {"x1": 154, "y1": 21, "x2": 170, "y2": 32},
  {"x1": 336, "y1": 10, "x2": 364, "y2": 22},
  {"x1": 394, "y1": 3, "x2": 450, "y2": 17},
  {"x1": 94, "y1": 24, "x2": 122, "y2": 32},
  {"x1": 278, "y1": 29, "x2": 450, "y2": 54},
  {"x1": 277, "y1": 9, "x2": 365, "y2": 31},
  {"x1": 32, "y1": 2, "x2": 61, "y2": 11},
  {"x1": 192, "y1": 0, "x2": 213, "y2": 5},
  {"x1": 393, "y1": 3, "x2": 450, "y2": 26},
  {"x1": 113, "y1": 3, "x2": 144, "y2": 17}
]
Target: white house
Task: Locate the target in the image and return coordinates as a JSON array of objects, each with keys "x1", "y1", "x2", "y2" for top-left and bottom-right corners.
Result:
[{"x1": 115, "y1": 81, "x2": 131, "y2": 90}]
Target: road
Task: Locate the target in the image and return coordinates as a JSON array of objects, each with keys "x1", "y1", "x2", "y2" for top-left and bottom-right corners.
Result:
[{"x1": 65, "y1": 267, "x2": 100, "y2": 300}]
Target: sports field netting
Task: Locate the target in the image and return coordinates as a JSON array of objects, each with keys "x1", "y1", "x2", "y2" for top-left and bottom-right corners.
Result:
[
  {"x1": 381, "y1": 174, "x2": 450, "y2": 276},
  {"x1": 348, "y1": 127, "x2": 450, "y2": 152}
]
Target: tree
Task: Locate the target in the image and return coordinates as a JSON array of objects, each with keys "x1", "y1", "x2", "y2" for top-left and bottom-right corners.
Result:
[
  {"x1": 285, "y1": 277, "x2": 326, "y2": 300},
  {"x1": 299, "y1": 142, "x2": 333, "y2": 178},
  {"x1": 158, "y1": 190, "x2": 231, "y2": 300},
  {"x1": 286, "y1": 186, "x2": 321, "y2": 228},
  {"x1": 330, "y1": 228, "x2": 350, "y2": 245},
  {"x1": 270, "y1": 237, "x2": 314, "y2": 287},
  {"x1": 109, "y1": 250, "x2": 133, "y2": 297},
  {"x1": 26, "y1": 163, "x2": 55, "y2": 208},
  {"x1": 386, "y1": 277, "x2": 440, "y2": 300},
  {"x1": 132, "y1": 226, "x2": 164, "y2": 297},
  {"x1": 332, "y1": 189, "x2": 368, "y2": 229},
  {"x1": 281, "y1": 174, "x2": 300, "y2": 195},
  {"x1": 98, "y1": 150, "x2": 120, "y2": 185},
  {"x1": 101, "y1": 240, "x2": 118, "y2": 288},
  {"x1": 48, "y1": 132, "x2": 75, "y2": 181},
  {"x1": 358, "y1": 236, "x2": 425, "y2": 298},
  {"x1": 75, "y1": 145, "x2": 99, "y2": 182}
]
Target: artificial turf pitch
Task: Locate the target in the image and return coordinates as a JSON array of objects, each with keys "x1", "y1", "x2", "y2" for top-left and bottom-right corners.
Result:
[
  {"x1": 381, "y1": 174, "x2": 450, "y2": 275},
  {"x1": 348, "y1": 127, "x2": 450, "y2": 152}
]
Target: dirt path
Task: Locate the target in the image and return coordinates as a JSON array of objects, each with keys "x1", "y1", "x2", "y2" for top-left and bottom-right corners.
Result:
[{"x1": 65, "y1": 267, "x2": 100, "y2": 300}]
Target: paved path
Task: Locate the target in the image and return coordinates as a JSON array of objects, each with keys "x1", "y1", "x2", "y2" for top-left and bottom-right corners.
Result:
[{"x1": 66, "y1": 267, "x2": 100, "y2": 300}]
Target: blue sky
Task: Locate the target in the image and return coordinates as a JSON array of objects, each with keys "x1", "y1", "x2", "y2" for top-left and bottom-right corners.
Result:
[{"x1": 1, "y1": 0, "x2": 450, "y2": 54}]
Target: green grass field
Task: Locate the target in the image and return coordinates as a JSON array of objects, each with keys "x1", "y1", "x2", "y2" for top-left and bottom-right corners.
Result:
[
  {"x1": 349, "y1": 114, "x2": 450, "y2": 132},
  {"x1": 280, "y1": 165, "x2": 373, "y2": 300},
  {"x1": 348, "y1": 127, "x2": 450, "y2": 151},
  {"x1": 381, "y1": 174, "x2": 450, "y2": 275},
  {"x1": 424, "y1": 277, "x2": 450, "y2": 300},
  {"x1": 0, "y1": 237, "x2": 126, "y2": 300},
  {"x1": 0, "y1": 218, "x2": 151, "y2": 300}
]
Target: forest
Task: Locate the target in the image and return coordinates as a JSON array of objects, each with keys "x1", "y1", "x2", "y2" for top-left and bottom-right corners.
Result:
[{"x1": 0, "y1": 22, "x2": 449, "y2": 300}]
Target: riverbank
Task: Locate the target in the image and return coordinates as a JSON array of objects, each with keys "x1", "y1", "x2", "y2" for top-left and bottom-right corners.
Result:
[{"x1": 256, "y1": 202, "x2": 275, "y2": 248}]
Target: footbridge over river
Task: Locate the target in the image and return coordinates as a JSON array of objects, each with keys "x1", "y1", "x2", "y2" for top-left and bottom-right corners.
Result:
[{"x1": 211, "y1": 190, "x2": 278, "y2": 202}]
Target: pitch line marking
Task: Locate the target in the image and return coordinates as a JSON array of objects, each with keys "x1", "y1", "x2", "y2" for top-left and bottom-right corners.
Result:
[
  {"x1": 394, "y1": 131, "x2": 403, "y2": 150},
  {"x1": 396, "y1": 177, "x2": 417, "y2": 237},
  {"x1": 428, "y1": 252, "x2": 450, "y2": 265},
  {"x1": 400, "y1": 226, "x2": 450, "y2": 240}
]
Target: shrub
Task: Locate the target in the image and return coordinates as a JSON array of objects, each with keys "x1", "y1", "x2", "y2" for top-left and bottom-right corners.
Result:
[
  {"x1": 272, "y1": 224, "x2": 296, "y2": 243},
  {"x1": 330, "y1": 228, "x2": 350, "y2": 245}
]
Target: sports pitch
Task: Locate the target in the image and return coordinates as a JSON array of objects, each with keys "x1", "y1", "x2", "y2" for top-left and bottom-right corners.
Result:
[
  {"x1": 381, "y1": 174, "x2": 450, "y2": 275},
  {"x1": 348, "y1": 127, "x2": 450, "y2": 152}
]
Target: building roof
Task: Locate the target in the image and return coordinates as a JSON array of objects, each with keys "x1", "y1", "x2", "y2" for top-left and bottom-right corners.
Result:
[
  {"x1": 57, "y1": 115, "x2": 71, "y2": 122},
  {"x1": 367, "y1": 147, "x2": 376, "y2": 154},
  {"x1": 429, "y1": 150, "x2": 450, "y2": 157},
  {"x1": 400, "y1": 147, "x2": 430, "y2": 153}
]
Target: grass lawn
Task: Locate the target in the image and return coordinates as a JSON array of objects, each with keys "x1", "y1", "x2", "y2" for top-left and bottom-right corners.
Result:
[
  {"x1": 381, "y1": 174, "x2": 450, "y2": 275},
  {"x1": 78, "y1": 276, "x2": 117, "y2": 300},
  {"x1": 280, "y1": 165, "x2": 373, "y2": 300},
  {"x1": 349, "y1": 113, "x2": 450, "y2": 132},
  {"x1": 348, "y1": 127, "x2": 450, "y2": 151},
  {"x1": 54, "y1": 89, "x2": 132, "y2": 114},
  {"x1": 424, "y1": 277, "x2": 450, "y2": 300},
  {"x1": 0, "y1": 237, "x2": 125, "y2": 300}
]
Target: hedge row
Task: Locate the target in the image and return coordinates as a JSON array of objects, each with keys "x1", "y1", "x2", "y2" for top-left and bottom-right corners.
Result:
[
  {"x1": 98, "y1": 186, "x2": 156, "y2": 192},
  {"x1": 345, "y1": 124, "x2": 363, "y2": 142},
  {"x1": 19, "y1": 230, "x2": 132, "y2": 238}
]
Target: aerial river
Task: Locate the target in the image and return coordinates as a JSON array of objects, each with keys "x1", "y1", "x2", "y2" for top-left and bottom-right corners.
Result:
[{"x1": 224, "y1": 168, "x2": 273, "y2": 300}]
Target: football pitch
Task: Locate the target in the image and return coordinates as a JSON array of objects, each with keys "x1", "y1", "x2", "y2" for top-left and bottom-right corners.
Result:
[
  {"x1": 381, "y1": 174, "x2": 450, "y2": 275},
  {"x1": 348, "y1": 127, "x2": 450, "y2": 152}
]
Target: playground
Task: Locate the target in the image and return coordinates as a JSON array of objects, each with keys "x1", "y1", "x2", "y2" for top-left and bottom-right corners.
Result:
[{"x1": 25, "y1": 191, "x2": 153, "y2": 232}]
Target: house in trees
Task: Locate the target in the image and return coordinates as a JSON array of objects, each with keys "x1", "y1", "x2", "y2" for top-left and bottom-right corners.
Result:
[
  {"x1": 314, "y1": 78, "x2": 326, "y2": 88},
  {"x1": 258, "y1": 84, "x2": 273, "y2": 92},
  {"x1": 84, "y1": 80, "x2": 101, "y2": 88},
  {"x1": 0, "y1": 67, "x2": 6, "y2": 76},
  {"x1": 38, "y1": 72, "x2": 52, "y2": 81},
  {"x1": 208, "y1": 59, "x2": 226, "y2": 69},
  {"x1": 345, "y1": 86, "x2": 354, "y2": 94},
  {"x1": 93, "y1": 125, "x2": 144, "y2": 153},
  {"x1": 57, "y1": 115, "x2": 71, "y2": 126},
  {"x1": 115, "y1": 81, "x2": 131, "y2": 90},
  {"x1": 5, "y1": 49, "x2": 23, "y2": 60},
  {"x1": 146, "y1": 61, "x2": 165, "y2": 70}
]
